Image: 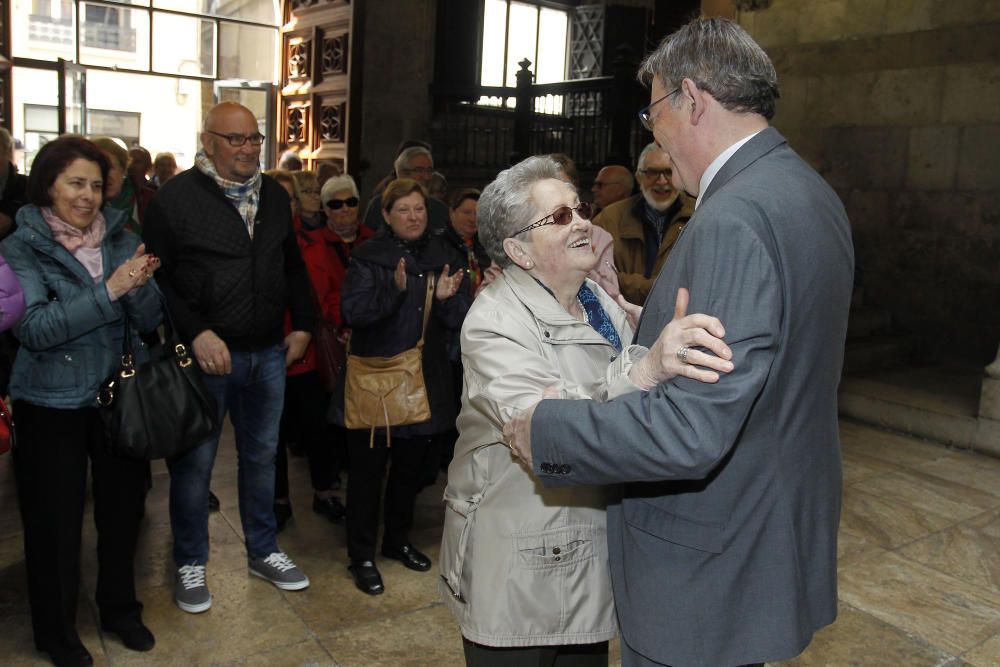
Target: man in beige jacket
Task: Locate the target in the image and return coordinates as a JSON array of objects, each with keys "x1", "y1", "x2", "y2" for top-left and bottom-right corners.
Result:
[{"x1": 594, "y1": 143, "x2": 694, "y2": 305}]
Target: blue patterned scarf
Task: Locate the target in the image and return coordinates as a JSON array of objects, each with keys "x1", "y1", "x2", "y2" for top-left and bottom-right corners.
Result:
[
  {"x1": 535, "y1": 278, "x2": 622, "y2": 352},
  {"x1": 195, "y1": 150, "x2": 261, "y2": 238},
  {"x1": 577, "y1": 284, "x2": 622, "y2": 351}
]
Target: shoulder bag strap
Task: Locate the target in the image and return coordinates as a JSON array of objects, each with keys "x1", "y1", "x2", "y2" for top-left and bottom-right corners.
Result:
[{"x1": 416, "y1": 273, "x2": 434, "y2": 349}]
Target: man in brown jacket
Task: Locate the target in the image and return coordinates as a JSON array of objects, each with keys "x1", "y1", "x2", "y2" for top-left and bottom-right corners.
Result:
[{"x1": 593, "y1": 143, "x2": 694, "y2": 305}]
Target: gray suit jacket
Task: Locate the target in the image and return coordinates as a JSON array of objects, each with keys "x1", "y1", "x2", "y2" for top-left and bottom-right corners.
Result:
[{"x1": 531, "y1": 128, "x2": 854, "y2": 666}]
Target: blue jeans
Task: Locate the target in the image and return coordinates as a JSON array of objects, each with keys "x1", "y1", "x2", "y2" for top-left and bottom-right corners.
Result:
[{"x1": 168, "y1": 344, "x2": 286, "y2": 565}]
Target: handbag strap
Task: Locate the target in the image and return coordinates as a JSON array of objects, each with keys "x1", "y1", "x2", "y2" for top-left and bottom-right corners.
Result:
[
  {"x1": 116, "y1": 286, "x2": 188, "y2": 375},
  {"x1": 416, "y1": 273, "x2": 435, "y2": 349},
  {"x1": 347, "y1": 271, "x2": 436, "y2": 355}
]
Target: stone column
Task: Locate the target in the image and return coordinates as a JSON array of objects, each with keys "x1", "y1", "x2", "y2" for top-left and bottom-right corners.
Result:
[
  {"x1": 981, "y1": 343, "x2": 1000, "y2": 418},
  {"x1": 974, "y1": 343, "x2": 1000, "y2": 456}
]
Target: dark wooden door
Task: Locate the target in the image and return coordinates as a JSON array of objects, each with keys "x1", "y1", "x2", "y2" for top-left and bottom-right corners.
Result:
[{"x1": 278, "y1": 0, "x2": 363, "y2": 175}]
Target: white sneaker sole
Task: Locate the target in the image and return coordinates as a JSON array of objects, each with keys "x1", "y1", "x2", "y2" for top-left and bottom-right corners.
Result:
[
  {"x1": 249, "y1": 567, "x2": 310, "y2": 591},
  {"x1": 175, "y1": 594, "x2": 212, "y2": 613}
]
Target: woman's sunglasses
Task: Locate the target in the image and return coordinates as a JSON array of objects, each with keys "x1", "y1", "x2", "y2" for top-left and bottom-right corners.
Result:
[
  {"x1": 325, "y1": 197, "x2": 359, "y2": 210},
  {"x1": 511, "y1": 202, "x2": 592, "y2": 237}
]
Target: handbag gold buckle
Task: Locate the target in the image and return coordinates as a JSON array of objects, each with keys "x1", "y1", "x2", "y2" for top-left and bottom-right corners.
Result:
[{"x1": 175, "y1": 344, "x2": 194, "y2": 368}]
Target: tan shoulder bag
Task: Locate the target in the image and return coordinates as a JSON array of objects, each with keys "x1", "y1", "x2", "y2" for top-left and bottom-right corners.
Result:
[{"x1": 344, "y1": 274, "x2": 435, "y2": 446}]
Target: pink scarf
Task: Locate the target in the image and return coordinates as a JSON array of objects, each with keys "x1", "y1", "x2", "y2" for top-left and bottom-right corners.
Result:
[{"x1": 42, "y1": 207, "x2": 107, "y2": 282}]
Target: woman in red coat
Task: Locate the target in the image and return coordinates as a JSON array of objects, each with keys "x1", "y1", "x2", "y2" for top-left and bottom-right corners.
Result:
[{"x1": 273, "y1": 171, "x2": 371, "y2": 528}]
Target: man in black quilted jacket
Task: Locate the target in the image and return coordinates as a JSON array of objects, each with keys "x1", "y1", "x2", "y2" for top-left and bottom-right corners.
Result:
[{"x1": 143, "y1": 102, "x2": 316, "y2": 614}]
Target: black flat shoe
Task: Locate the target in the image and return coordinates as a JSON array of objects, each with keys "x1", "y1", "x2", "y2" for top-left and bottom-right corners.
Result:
[
  {"x1": 381, "y1": 544, "x2": 431, "y2": 572},
  {"x1": 348, "y1": 560, "x2": 384, "y2": 595},
  {"x1": 41, "y1": 643, "x2": 93, "y2": 667},
  {"x1": 312, "y1": 495, "x2": 346, "y2": 523},
  {"x1": 102, "y1": 620, "x2": 155, "y2": 652}
]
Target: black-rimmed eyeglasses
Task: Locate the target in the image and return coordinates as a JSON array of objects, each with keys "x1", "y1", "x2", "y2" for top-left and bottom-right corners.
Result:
[
  {"x1": 511, "y1": 202, "x2": 593, "y2": 237},
  {"x1": 206, "y1": 130, "x2": 265, "y2": 147},
  {"x1": 638, "y1": 88, "x2": 680, "y2": 132}
]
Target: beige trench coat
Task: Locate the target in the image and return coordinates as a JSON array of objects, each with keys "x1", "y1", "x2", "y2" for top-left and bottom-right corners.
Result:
[{"x1": 440, "y1": 265, "x2": 645, "y2": 647}]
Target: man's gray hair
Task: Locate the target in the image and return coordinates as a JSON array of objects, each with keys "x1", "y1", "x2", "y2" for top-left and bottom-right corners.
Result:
[
  {"x1": 321, "y1": 174, "x2": 359, "y2": 203},
  {"x1": 478, "y1": 155, "x2": 563, "y2": 268},
  {"x1": 637, "y1": 142, "x2": 663, "y2": 171},
  {"x1": 638, "y1": 17, "x2": 779, "y2": 120},
  {"x1": 394, "y1": 146, "x2": 433, "y2": 177}
]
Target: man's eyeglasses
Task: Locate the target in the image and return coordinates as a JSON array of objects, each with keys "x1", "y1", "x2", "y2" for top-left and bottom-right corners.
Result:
[
  {"x1": 637, "y1": 168, "x2": 673, "y2": 180},
  {"x1": 511, "y1": 202, "x2": 593, "y2": 237},
  {"x1": 638, "y1": 87, "x2": 680, "y2": 132},
  {"x1": 206, "y1": 130, "x2": 265, "y2": 147},
  {"x1": 326, "y1": 196, "x2": 359, "y2": 210},
  {"x1": 402, "y1": 166, "x2": 434, "y2": 175}
]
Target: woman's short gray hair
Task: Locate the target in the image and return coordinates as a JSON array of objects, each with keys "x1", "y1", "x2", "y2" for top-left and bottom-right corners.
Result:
[
  {"x1": 478, "y1": 155, "x2": 563, "y2": 267},
  {"x1": 638, "y1": 17, "x2": 779, "y2": 120},
  {"x1": 321, "y1": 174, "x2": 359, "y2": 204}
]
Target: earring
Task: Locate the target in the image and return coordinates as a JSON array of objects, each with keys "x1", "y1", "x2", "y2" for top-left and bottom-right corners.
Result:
[{"x1": 525, "y1": 260, "x2": 533, "y2": 268}]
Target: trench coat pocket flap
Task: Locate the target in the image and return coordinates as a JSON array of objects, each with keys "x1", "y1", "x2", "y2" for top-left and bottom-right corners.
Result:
[
  {"x1": 512, "y1": 525, "x2": 599, "y2": 569},
  {"x1": 623, "y1": 500, "x2": 724, "y2": 553},
  {"x1": 440, "y1": 494, "x2": 483, "y2": 602}
]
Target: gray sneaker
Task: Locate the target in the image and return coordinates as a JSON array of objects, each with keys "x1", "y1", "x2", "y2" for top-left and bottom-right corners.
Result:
[
  {"x1": 249, "y1": 552, "x2": 310, "y2": 591},
  {"x1": 175, "y1": 564, "x2": 211, "y2": 613}
]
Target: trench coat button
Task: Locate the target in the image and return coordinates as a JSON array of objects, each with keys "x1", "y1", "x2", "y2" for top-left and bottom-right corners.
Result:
[
  {"x1": 554, "y1": 556, "x2": 561, "y2": 562},
  {"x1": 560, "y1": 464, "x2": 571, "y2": 474},
  {"x1": 552, "y1": 547, "x2": 561, "y2": 555},
  {"x1": 543, "y1": 331, "x2": 550, "y2": 338},
  {"x1": 541, "y1": 462, "x2": 553, "y2": 473}
]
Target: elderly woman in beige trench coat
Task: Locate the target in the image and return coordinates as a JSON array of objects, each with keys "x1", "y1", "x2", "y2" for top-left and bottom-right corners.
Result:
[{"x1": 439, "y1": 155, "x2": 734, "y2": 667}]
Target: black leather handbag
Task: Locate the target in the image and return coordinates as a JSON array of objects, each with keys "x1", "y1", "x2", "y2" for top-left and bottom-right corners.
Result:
[{"x1": 98, "y1": 301, "x2": 218, "y2": 460}]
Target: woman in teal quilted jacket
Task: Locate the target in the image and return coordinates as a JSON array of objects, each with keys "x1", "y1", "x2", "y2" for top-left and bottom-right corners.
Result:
[{"x1": 1, "y1": 135, "x2": 162, "y2": 667}]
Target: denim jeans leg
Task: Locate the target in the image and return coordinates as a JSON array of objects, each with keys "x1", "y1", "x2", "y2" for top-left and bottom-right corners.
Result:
[
  {"x1": 229, "y1": 345, "x2": 286, "y2": 559},
  {"x1": 168, "y1": 372, "x2": 230, "y2": 566}
]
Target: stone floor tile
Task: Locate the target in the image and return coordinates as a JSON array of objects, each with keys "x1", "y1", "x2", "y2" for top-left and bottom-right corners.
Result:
[
  {"x1": 840, "y1": 552, "x2": 1000, "y2": 655},
  {"x1": 840, "y1": 488, "x2": 955, "y2": 549},
  {"x1": 860, "y1": 469, "x2": 1000, "y2": 522},
  {"x1": 196, "y1": 638, "x2": 336, "y2": 667},
  {"x1": 837, "y1": 527, "x2": 887, "y2": 569},
  {"x1": 842, "y1": 450, "x2": 903, "y2": 486},
  {"x1": 319, "y1": 602, "x2": 465, "y2": 667},
  {"x1": 898, "y1": 509, "x2": 1000, "y2": 590},
  {"x1": 840, "y1": 420, "x2": 959, "y2": 468},
  {"x1": 106, "y1": 570, "x2": 312, "y2": 666},
  {"x1": 777, "y1": 602, "x2": 958, "y2": 666},
  {"x1": 961, "y1": 633, "x2": 1000, "y2": 667},
  {"x1": 917, "y1": 453, "x2": 1000, "y2": 497}
]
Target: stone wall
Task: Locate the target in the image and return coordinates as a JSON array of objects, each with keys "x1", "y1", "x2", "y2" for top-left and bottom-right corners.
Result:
[
  {"x1": 737, "y1": 0, "x2": 1000, "y2": 363},
  {"x1": 357, "y1": 0, "x2": 437, "y2": 198}
]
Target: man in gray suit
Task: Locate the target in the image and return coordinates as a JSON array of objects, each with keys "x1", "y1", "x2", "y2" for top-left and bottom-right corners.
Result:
[{"x1": 505, "y1": 18, "x2": 854, "y2": 667}]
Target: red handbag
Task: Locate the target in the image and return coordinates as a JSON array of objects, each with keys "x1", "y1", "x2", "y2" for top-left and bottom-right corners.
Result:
[{"x1": 0, "y1": 399, "x2": 13, "y2": 455}]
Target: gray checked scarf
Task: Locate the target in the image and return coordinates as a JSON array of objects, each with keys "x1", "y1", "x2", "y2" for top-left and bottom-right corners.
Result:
[{"x1": 196, "y1": 150, "x2": 262, "y2": 238}]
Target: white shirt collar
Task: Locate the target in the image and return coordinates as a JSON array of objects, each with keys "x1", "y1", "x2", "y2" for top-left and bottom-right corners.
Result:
[{"x1": 694, "y1": 130, "x2": 763, "y2": 210}]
